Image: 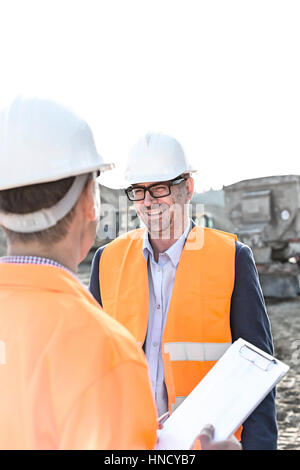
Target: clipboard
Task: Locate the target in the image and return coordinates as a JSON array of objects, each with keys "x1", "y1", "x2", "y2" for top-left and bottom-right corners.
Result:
[{"x1": 156, "y1": 338, "x2": 289, "y2": 450}]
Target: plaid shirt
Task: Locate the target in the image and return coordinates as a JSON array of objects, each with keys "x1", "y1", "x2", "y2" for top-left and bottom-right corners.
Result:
[{"x1": 0, "y1": 255, "x2": 75, "y2": 278}]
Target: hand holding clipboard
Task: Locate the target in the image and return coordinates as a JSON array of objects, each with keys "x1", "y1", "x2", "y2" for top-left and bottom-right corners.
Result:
[{"x1": 156, "y1": 338, "x2": 289, "y2": 450}]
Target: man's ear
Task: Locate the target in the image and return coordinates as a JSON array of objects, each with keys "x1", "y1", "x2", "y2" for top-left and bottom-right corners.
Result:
[
  {"x1": 186, "y1": 177, "x2": 194, "y2": 202},
  {"x1": 81, "y1": 179, "x2": 100, "y2": 222}
]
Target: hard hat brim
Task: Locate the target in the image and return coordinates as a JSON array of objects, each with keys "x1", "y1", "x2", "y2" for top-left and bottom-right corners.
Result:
[
  {"x1": 0, "y1": 158, "x2": 115, "y2": 191},
  {"x1": 97, "y1": 165, "x2": 129, "y2": 189},
  {"x1": 97, "y1": 165, "x2": 197, "y2": 190}
]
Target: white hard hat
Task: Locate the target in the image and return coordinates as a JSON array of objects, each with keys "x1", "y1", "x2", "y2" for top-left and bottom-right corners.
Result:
[
  {"x1": 0, "y1": 96, "x2": 114, "y2": 190},
  {"x1": 98, "y1": 132, "x2": 196, "y2": 189},
  {"x1": 0, "y1": 96, "x2": 114, "y2": 233}
]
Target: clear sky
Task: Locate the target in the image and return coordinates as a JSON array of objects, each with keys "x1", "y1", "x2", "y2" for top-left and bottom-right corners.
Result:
[{"x1": 0, "y1": 0, "x2": 299, "y2": 192}]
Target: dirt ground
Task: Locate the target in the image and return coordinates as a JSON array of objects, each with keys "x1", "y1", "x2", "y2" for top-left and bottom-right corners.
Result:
[
  {"x1": 265, "y1": 298, "x2": 300, "y2": 450},
  {"x1": 78, "y1": 260, "x2": 300, "y2": 451}
]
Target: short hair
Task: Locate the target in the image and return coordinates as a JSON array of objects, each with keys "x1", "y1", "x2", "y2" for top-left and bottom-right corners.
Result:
[{"x1": 0, "y1": 173, "x2": 94, "y2": 245}]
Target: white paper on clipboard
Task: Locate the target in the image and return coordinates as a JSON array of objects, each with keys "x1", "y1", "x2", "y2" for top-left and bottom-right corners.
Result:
[{"x1": 156, "y1": 338, "x2": 289, "y2": 450}]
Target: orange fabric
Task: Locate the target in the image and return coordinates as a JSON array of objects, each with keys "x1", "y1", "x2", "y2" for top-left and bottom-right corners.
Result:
[
  {"x1": 0, "y1": 263, "x2": 157, "y2": 450},
  {"x1": 100, "y1": 226, "x2": 242, "y2": 440}
]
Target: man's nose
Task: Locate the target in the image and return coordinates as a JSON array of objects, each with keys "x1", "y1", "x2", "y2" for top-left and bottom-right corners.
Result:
[{"x1": 143, "y1": 189, "x2": 157, "y2": 206}]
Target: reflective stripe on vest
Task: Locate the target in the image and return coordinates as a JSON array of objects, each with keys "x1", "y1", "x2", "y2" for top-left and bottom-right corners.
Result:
[
  {"x1": 164, "y1": 342, "x2": 231, "y2": 413},
  {"x1": 164, "y1": 342, "x2": 231, "y2": 362}
]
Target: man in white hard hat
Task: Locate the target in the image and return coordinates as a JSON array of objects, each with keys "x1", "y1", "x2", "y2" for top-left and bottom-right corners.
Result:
[
  {"x1": 0, "y1": 97, "x2": 161, "y2": 450},
  {"x1": 89, "y1": 132, "x2": 277, "y2": 450}
]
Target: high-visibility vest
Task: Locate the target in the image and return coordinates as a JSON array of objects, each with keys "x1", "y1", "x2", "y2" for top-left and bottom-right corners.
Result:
[
  {"x1": 99, "y1": 226, "x2": 239, "y2": 418},
  {"x1": 0, "y1": 263, "x2": 157, "y2": 450}
]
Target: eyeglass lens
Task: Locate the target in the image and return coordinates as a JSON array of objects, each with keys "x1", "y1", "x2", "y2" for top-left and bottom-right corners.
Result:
[{"x1": 129, "y1": 183, "x2": 170, "y2": 200}]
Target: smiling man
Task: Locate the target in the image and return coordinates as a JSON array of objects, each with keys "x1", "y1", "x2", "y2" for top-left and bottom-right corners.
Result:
[
  {"x1": 89, "y1": 132, "x2": 277, "y2": 450},
  {"x1": 128, "y1": 173, "x2": 193, "y2": 258}
]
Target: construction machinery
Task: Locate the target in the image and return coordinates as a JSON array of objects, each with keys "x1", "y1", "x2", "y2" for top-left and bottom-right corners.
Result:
[{"x1": 224, "y1": 175, "x2": 300, "y2": 298}]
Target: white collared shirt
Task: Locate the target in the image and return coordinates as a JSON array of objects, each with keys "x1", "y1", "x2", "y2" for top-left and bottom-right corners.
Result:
[{"x1": 142, "y1": 221, "x2": 191, "y2": 416}]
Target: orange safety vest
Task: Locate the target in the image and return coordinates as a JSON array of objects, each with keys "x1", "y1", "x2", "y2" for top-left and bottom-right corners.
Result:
[
  {"x1": 99, "y1": 225, "x2": 242, "y2": 440},
  {"x1": 0, "y1": 263, "x2": 157, "y2": 450}
]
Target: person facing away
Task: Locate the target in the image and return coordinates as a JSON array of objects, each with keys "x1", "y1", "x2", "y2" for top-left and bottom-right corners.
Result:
[
  {"x1": 89, "y1": 132, "x2": 277, "y2": 450},
  {"x1": 0, "y1": 97, "x2": 159, "y2": 450},
  {"x1": 0, "y1": 98, "x2": 241, "y2": 451}
]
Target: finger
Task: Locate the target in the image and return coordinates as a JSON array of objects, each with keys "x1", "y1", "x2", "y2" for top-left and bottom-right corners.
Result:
[
  {"x1": 198, "y1": 424, "x2": 215, "y2": 449},
  {"x1": 157, "y1": 411, "x2": 169, "y2": 424},
  {"x1": 157, "y1": 411, "x2": 169, "y2": 429}
]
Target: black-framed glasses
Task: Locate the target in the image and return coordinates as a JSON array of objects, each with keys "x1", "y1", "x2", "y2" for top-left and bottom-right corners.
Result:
[{"x1": 125, "y1": 176, "x2": 188, "y2": 201}]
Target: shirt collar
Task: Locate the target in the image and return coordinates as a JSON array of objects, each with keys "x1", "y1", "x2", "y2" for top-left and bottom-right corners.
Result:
[
  {"x1": 142, "y1": 219, "x2": 192, "y2": 267},
  {"x1": 0, "y1": 255, "x2": 75, "y2": 278}
]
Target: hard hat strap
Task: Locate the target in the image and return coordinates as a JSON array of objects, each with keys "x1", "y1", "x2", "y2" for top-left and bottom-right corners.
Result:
[{"x1": 0, "y1": 174, "x2": 88, "y2": 233}]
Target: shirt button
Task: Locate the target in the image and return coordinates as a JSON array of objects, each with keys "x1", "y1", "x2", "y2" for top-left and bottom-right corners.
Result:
[
  {"x1": 157, "y1": 266, "x2": 161, "y2": 272},
  {"x1": 153, "y1": 342, "x2": 159, "y2": 347},
  {"x1": 157, "y1": 304, "x2": 160, "y2": 309}
]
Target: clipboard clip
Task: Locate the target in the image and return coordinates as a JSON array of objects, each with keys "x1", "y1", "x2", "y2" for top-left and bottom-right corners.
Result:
[{"x1": 239, "y1": 344, "x2": 276, "y2": 371}]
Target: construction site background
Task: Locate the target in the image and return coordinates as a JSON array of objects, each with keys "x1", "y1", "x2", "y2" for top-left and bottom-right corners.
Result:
[{"x1": 1, "y1": 181, "x2": 299, "y2": 450}]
